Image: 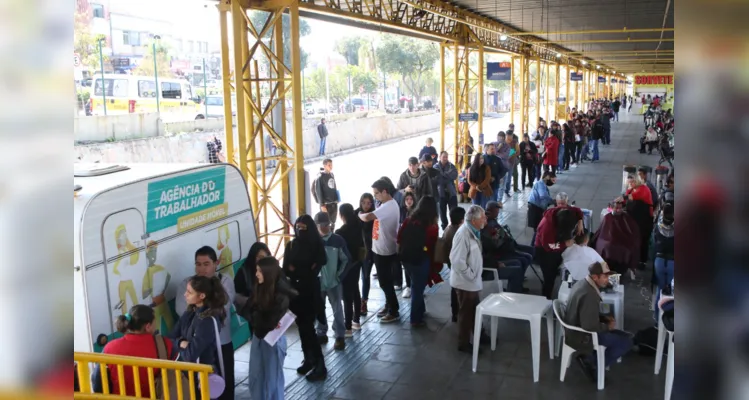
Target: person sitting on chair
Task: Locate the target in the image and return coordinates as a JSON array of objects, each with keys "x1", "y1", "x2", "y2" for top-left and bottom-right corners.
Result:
[
  {"x1": 564, "y1": 262, "x2": 633, "y2": 384},
  {"x1": 561, "y1": 230, "x2": 604, "y2": 282}
]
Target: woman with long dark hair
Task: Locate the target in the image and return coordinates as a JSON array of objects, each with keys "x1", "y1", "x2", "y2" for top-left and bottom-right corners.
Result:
[
  {"x1": 335, "y1": 203, "x2": 365, "y2": 334},
  {"x1": 282, "y1": 214, "x2": 328, "y2": 381},
  {"x1": 396, "y1": 196, "x2": 440, "y2": 327},
  {"x1": 169, "y1": 275, "x2": 229, "y2": 388},
  {"x1": 247, "y1": 256, "x2": 298, "y2": 400},
  {"x1": 356, "y1": 193, "x2": 375, "y2": 314},
  {"x1": 234, "y1": 242, "x2": 272, "y2": 309},
  {"x1": 562, "y1": 123, "x2": 575, "y2": 170},
  {"x1": 467, "y1": 153, "x2": 492, "y2": 208}
]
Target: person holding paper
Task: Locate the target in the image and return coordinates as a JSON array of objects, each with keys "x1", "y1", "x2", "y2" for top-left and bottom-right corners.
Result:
[{"x1": 246, "y1": 257, "x2": 298, "y2": 400}]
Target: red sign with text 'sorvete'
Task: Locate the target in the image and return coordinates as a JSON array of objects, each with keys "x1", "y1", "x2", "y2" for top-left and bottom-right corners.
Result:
[{"x1": 635, "y1": 75, "x2": 674, "y2": 85}]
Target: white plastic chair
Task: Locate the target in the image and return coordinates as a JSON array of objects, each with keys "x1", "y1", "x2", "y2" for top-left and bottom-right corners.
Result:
[
  {"x1": 483, "y1": 268, "x2": 505, "y2": 293},
  {"x1": 664, "y1": 329, "x2": 674, "y2": 400},
  {"x1": 654, "y1": 291, "x2": 673, "y2": 375},
  {"x1": 552, "y1": 299, "x2": 608, "y2": 391}
]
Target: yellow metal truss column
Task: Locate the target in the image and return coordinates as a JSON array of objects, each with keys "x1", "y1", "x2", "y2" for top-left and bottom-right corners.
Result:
[
  {"x1": 545, "y1": 62, "x2": 550, "y2": 122},
  {"x1": 218, "y1": 2, "x2": 234, "y2": 162},
  {"x1": 554, "y1": 63, "x2": 560, "y2": 120},
  {"x1": 534, "y1": 58, "x2": 540, "y2": 131},
  {"x1": 225, "y1": 0, "x2": 304, "y2": 254},
  {"x1": 510, "y1": 56, "x2": 515, "y2": 126}
]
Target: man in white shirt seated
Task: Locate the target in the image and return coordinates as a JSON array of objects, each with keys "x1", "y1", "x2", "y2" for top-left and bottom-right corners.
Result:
[{"x1": 561, "y1": 231, "x2": 604, "y2": 282}]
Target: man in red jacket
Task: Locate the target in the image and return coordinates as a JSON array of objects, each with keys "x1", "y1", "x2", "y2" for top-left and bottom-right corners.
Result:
[{"x1": 534, "y1": 192, "x2": 584, "y2": 298}]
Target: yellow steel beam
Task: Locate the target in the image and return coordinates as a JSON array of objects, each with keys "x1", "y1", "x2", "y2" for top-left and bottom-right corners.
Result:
[
  {"x1": 218, "y1": 2, "x2": 234, "y2": 165},
  {"x1": 545, "y1": 62, "x2": 550, "y2": 122},
  {"x1": 439, "y1": 43, "x2": 446, "y2": 152},
  {"x1": 478, "y1": 44, "x2": 484, "y2": 145},
  {"x1": 274, "y1": 10, "x2": 291, "y2": 243},
  {"x1": 232, "y1": 0, "x2": 250, "y2": 199},
  {"x1": 511, "y1": 28, "x2": 674, "y2": 36},
  {"x1": 453, "y1": 40, "x2": 459, "y2": 168},
  {"x1": 289, "y1": 2, "x2": 305, "y2": 218},
  {"x1": 535, "y1": 57, "x2": 540, "y2": 129},
  {"x1": 554, "y1": 63, "x2": 560, "y2": 120},
  {"x1": 541, "y1": 38, "x2": 674, "y2": 44},
  {"x1": 598, "y1": 59, "x2": 674, "y2": 62},
  {"x1": 510, "y1": 56, "x2": 515, "y2": 126}
]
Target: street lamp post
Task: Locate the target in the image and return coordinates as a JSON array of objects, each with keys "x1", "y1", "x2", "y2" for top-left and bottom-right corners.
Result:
[
  {"x1": 98, "y1": 38, "x2": 107, "y2": 116},
  {"x1": 152, "y1": 35, "x2": 161, "y2": 115},
  {"x1": 203, "y1": 58, "x2": 208, "y2": 117}
]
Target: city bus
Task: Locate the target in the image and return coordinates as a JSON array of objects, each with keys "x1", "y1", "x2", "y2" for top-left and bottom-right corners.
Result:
[{"x1": 90, "y1": 74, "x2": 205, "y2": 121}]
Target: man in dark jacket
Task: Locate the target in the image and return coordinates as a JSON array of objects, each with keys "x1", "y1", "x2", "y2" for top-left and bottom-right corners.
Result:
[
  {"x1": 418, "y1": 137, "x2": 438, "y2": 163},
  {"x1": 484, "y1": 143, "x2": 507, "y2": 202},
  {"x1": 315, "y1": 159, "x2": 339, "y2": 229},
  {"x1": 317, "y1": 118, "x2": 329, "y2": 156},
  {"x1": 564, "y1": 262, "x2": 633, "y2": 382},
  {"x1": 396, "y1": 156, "x2": 432, "y2": 203},
  {"x1": 434, "y1": 151, "x2": 458, "y2": 229},
  {"x1": 421, "y1": 154, "x2": 440, "y2": 198},
  {"x1": 591, "y1": 112, "x2": 604, "y2": 161},
  {"x1": 611, "y1": 99, "x2": 621, "y2": 122},
  {"x1": 601, "y1": 108, "x2": 613, "y2": 145}
]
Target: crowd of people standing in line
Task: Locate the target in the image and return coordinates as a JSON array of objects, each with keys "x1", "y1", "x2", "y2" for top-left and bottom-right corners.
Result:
[{"x1": 84, "y1": 95, "x2": 675, "y2": 397}]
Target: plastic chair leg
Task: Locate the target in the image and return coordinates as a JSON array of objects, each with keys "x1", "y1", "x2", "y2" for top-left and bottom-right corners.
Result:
[
  {"x1": 471, "y1": 307, "x2": 483, "y2": 373},
  {"x1": 665, "y1": 332, "x2": 674, "y2": 400},
  {"x1": 596, "y1": 345, "x2": 607, "y2": 390},
  {"x1": 555, "y1": 321, "x2": 563, "y2": 358},
  {"x1": 655, "y1": 318, "x2": 666, "y2": 375},
  {"x1": 490, "y1": 316, "x2": 498, "y2": 351},
  {"x1": 530, "y1": 315, "x2": 542, "y2": 382},
  {"x1": 560, "y1": 345, "x2": 572, "y2": 382},
  {"x1": 545, "y1": 310, "x2": 555, "y2": 360}
]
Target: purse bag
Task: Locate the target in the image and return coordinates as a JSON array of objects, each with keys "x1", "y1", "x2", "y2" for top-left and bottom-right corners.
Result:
[
  {"x1": 154, "y1": 334, "x2": 193, "y2": 400},
  {"x1": 201, "y1": 316, "x2": 226, "y2": 399}
]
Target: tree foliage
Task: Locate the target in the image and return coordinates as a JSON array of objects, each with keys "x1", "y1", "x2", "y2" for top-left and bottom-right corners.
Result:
[
  {"x1": 74, "y1": 12, "x2": 108, "y2": 72},
  {"x1": 334, "y1": 36, "x2": 363, "y2": 66},
  {"x1": 303, "y1": 65, "x2": 379, "y2": 107},
  {"x1": 375, "y1": 34, "x2": 438, "y2": 102},
  {"x1": 132, "y1": 40, "x2": 174, "y2": 78},
  {"x1": 249, "y1": 11, "x2": 311, "y2": 71}
]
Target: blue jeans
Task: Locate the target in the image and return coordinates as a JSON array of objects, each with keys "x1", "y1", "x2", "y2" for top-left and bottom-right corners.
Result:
[
  {"x1": 403, "y1": 259, "x2": 430, "y2": 324},
  {"x1": 504, "y1": 170, "x2": 512, "y2": 194},
  {"x1": 588, "y1": 330, "x2": 634, "y2": 367},
  {"x1": 249, "y1": 333, "x2": 286, "y2": 400},
  {"x1": 316, "y1": 285, "x2": 346, "y2": 339},
  {"x1": 491, "y1": 183, "x2": 500, "y2": 202},
  {"x1": 361, "y1": 250, "x2": 373, "y2": 300},
  {"x1": 591, "y1": 139, "x2": 600, "y2": 161},
  {"x1": 534, "y1": 164, "x2": 542, "y2": 182},
  {"x1": 319, "y1": 136, "x2": 327, "y2": 155},
  {"x1": 558, "y1": 143, "x2": 565, "y2": 170},
  {"x1": 472, "y1": 192, "x2": 489, "y2": 208},
  {"x1": 613, "y1": 111, "x2": 619, "y2": 122},
  {"x1": 654, "y1": 257, "x2": 675, "y2": 320},
  {"x1": 491, "y1": 259, "x2": 524, "y2": 293}
]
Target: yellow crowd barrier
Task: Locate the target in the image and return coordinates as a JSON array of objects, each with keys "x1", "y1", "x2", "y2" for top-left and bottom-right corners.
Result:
[{"x1": 74, "y1": 352, "x2": 214, "y2": 400}]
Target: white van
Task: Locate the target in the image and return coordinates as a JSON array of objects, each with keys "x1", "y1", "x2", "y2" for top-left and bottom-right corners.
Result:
[{"x1": 74, "y1": 163, "x2": 256, "y2": 353}]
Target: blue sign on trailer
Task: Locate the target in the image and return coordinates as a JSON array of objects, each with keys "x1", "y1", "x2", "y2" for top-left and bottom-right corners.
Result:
[
  {"x1": 459, "y1": 112, "x2": 479, "y2": 121},
  {"x1": 570, "y1": 72, "x2": 583, "y2": 81},
  {"x1": 598, "y1": 76, "x2": 606, "y2": 83}
]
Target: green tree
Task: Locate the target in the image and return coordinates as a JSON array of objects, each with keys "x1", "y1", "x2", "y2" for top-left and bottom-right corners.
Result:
[
  {"x1": 334, "y1": 36, "x2": 363, "y2": 66},
  {"x1": 74, "y1": 12, "x2": 108, "y2": 72},
  {"x1": 376, "y1": 34, "x2": 438, "y2": 102},
  {"x1": 349, "y1": 66, "x2": 378, "y2": 95},
  {"x1": 304, "y1": 68, "x2": 347, "y2": 107},
  {"x1": 249, "y1": 11, "x2": 311, "y2": 71},
  {"x1": 132, "y1": 40, "x2": 174, "y2": 78}
]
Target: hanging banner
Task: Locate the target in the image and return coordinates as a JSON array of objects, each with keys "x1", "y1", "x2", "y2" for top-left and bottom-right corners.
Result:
[
  {"x1": 598, "y1": 76, "x2": 606, "y2": 83},
  {"x1": 570, "y1": 72, "x2": 583, "y2": 82},
  {"x1": 634, "y1": 75, "x2": 674, "y2": 85},
  {"x1": 486, "y1": 62, "x2": 512, "y2": 81}
]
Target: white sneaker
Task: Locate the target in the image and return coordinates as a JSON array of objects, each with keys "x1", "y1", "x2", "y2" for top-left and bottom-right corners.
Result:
[
  {"x1": 402, "y1": 287, "x2": 412, "y2": 298},
  {"x1": 352, "y1": 322, "x2": 361, "y2": 330},
  {"x1": 345, "y1": 330, "x2": 354, "y2": 338}
]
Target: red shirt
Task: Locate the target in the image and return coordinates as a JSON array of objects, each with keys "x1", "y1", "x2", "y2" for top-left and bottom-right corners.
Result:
[
  {"x1": 103, "y1": 333, "x2": 174, "y2": 397},
  {"x1": 534, "y1": 206, "x2": 583, "y2": 252},
  {"x1": 626, "y1": 185, "x2": 654, "y2": 217}
]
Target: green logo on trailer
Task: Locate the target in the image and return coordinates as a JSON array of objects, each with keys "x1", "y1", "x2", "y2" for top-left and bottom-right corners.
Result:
[{"x1": 146, "y1": 168, "x2": 226, "y2": 233}]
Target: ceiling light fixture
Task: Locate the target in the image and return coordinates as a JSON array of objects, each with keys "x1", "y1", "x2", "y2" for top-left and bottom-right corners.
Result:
[
  {"x1": 500, "y1": 34, "x2": 508, "y2": 41},
  {"x1": 581, "y1": 60, "x2": 587, "y2": 65},
  {"x1": 556, "y1": 53, "x2": 561, "y2": 58}
]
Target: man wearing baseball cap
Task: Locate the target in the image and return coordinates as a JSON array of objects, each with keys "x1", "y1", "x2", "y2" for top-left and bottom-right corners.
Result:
[{"x1": 563, "y1": 262, "x2": 633, "y2": 383}]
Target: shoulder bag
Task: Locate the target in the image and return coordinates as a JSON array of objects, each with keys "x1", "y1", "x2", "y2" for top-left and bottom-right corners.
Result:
[{"x1": 154, "y1": 334, "x2": 193, "y2": 400}]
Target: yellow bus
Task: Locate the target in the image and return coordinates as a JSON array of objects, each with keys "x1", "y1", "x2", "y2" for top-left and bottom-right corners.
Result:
[{"x1": 91, "y1": 74, "x2": 205, "y2": 121}]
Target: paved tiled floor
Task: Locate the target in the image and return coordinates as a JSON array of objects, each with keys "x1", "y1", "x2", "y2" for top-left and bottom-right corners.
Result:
[{"x1": 234, "y1": 110, "x2": 669, "y2": 399}]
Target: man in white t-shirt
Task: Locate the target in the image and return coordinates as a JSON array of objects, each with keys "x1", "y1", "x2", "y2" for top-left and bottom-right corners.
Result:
[
  {"x1": 561, "y1": 231, "x2": 604, "y2": 282},
  {"x1": 359, "y1": 178, "x2": 401, "y2": 323}
]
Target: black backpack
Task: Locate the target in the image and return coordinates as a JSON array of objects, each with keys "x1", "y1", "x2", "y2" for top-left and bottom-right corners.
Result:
[{"x1": 397, "y1": 219, "x2": 429, "y2": 264}]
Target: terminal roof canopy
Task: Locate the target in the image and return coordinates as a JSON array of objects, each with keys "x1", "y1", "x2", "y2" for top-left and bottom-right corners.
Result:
[{"x1": 447, "y1": 0, "x2": 674, "y2": 73}]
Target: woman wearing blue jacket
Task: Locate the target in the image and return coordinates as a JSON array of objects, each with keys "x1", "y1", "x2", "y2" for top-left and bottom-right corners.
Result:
[{"x1": 168, "y1": 275, "x2": 229, "y2": 397}]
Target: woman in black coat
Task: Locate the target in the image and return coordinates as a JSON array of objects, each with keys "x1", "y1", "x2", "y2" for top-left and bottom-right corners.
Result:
[
  {"x1": 519, "y1": 134, "x2": 538, "y2": 188},
  {"x1": 335, "y1": 203, "x2": 365, "y2": 332}
]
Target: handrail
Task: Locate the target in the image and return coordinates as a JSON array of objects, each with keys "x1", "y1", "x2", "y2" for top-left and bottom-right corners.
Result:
[{"x1": 74, "y1": 352, "x2": 213, "y2": 400}]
